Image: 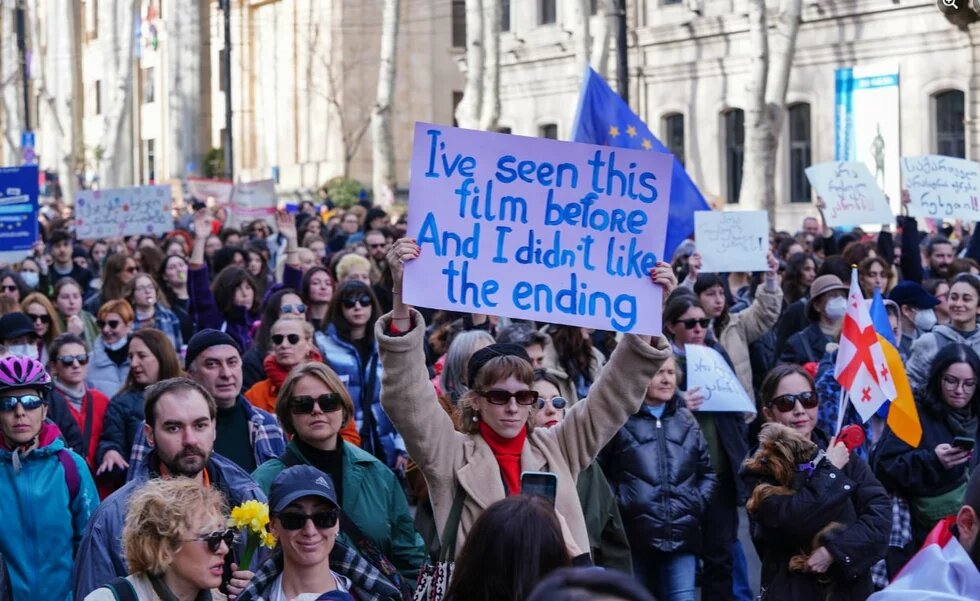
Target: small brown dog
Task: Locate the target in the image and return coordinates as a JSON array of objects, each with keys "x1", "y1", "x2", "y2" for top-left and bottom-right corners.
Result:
[{"x1": 743, "y1": 423, "x2": 843, "y2": 572}]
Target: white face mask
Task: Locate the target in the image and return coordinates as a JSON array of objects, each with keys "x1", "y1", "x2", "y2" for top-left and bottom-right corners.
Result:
[
  {"x1": 104, "y1": 336, "x2": 128, "y2": 351},
  {"x1": 9, "y1": 343, "x2": 38, "y2": 361},
  {"x1": 914, "y1": 308, "x2": 938, "y2": 333},
  {"x1": 19, "y1": 272, "x2": 38, "y2": 289},
  {"x1": 824, "y1": 296, "x2": 848, "y2": 321}
]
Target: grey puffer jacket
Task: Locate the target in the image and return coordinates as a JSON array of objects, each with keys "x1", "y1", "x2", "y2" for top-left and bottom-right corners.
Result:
[
  {"x1": 906, "y1": 324, "x2": 980, "y2": 390},
  {"x1": 599, "y1": 395, "x2": 718, "y2": 554}
]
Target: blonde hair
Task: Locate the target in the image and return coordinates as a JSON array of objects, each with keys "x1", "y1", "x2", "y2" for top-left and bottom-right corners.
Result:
[
  {"x1": 276, "y1": 362, "x2": 355, "y2": 437},
  {"x1": 122, "y1": 478, "x2": 227, "y2": 576},
  {"x1": 335, "y1": 253, "x2": 372, "y2": 283},
  {"x1": 458, "y1": 355, "x2": 535, "y2": 435},
  {"x1": 21, "y1": 292, "x2": 63, "y2": 344}
]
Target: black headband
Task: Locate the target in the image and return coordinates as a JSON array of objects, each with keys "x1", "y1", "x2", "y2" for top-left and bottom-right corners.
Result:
[{"x1": 466, "y1": 343, "x2": 532, "y2": 389}]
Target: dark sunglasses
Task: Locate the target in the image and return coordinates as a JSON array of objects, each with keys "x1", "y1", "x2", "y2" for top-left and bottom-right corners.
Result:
[
  {"x1": 189, "y1": 528, "x2": 238, "y2": 553},
  {"x1": 341, "y1": 295, "x2": 372, "y2": 309},
  {"x1": 27, "y1": 313, "x2": 51, "y2": 324},
  {"x1": 537, "y1": 396, "x2": 568, "y2": 410},
  {"x1": 768, "y1": 391, "x2": 818, "y2": 413},
  {"x1": 1, "y1": 285, "x2": 18, "y2": 293},
  {"x1": 289, "y1": 393, "x2": 344, "y2": 415},
  {"x1": 0, "y1": 394, "x2": 45, "y2": 412},
  {"x1": 272, "y1": 333, "x2": 301, "y2": 346},
  {"x1": 482, "y1": 389, "x2": 539, "y2": 406},
  {"x1": 97, "y1": 319, "x2": 122, "y2": 330},
  {"x1": 56, "y1": 353, "x2": 90, "y2": 367},
  {"x1": 673, "y1": 318, "x2": 711, "y2": 330},
  {"x1": 277, "y1": 510, "x2": 339, "y2": 531},
  {"x1": 280, "y1": 303, "x2": 306, "y2": 315},
  {"x1": 124, "y1": 266, "x2": 139, "y2": 274}
]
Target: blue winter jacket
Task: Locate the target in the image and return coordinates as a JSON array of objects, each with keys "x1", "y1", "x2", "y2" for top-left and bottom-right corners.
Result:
[
  {"x1": 315, "y1": 325, "x2": 404, "y2": 467},
  {"x1": 71, "y1": 451, "x2": 265, "y2": 600},
  {"x1": 0, "y1": 423, "x2": 99, "y2": 601}
]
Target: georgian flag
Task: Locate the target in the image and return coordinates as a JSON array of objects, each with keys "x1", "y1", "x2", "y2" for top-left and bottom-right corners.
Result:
[{"x1": 834, "y1": 269, "x2": 897, "y2": 423}]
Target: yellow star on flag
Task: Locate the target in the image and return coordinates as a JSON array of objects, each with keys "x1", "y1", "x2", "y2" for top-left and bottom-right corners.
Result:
[
  {"x1": 609, "y1": 125, "x2": 620, "y2": 137},
  {"x1": 626, "y1": 125, "x2": 638, "y2": 138},
  {"x1": 641, "y1": 139, "x2": 653, "y2": 150}
]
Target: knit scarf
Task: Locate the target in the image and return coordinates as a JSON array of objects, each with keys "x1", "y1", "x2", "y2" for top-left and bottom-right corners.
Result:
[
  {"x1": 945, "y1": 405, "x2": 978, "y2": 439},
  {"x1": 262, "y1": 348, "x2": 324, "y2": 391},
  {"x1": 54, "y1": 380, "x2": 86, "y2": 413},
  {"x1": 479, "y1": 420, "x2": 526, "y2": 496}
]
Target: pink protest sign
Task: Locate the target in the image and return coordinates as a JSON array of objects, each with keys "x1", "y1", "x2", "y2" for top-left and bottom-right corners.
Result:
[{"x1": 404, "y1": 123, "x2": 673, "y2": 335}]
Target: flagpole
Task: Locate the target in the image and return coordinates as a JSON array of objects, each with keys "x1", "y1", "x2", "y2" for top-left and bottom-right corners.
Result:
[{"x1": 835, "y1": 386, "x2": 848, "y2": 436}]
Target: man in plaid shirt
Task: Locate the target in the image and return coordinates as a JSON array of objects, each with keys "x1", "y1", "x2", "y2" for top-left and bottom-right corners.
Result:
[{"x1": 128, "y1": 329, "x2": 286, "y2": 474}]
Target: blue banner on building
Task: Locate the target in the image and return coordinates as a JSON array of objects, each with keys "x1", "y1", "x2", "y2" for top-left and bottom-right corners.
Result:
[{"x1": 0, "y1": 165, "x2": 39, "y2": 262}]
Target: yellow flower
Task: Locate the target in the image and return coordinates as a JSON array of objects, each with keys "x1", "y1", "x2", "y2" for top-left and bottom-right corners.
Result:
[
  {"x1": 260, "y1": 531, "x2": 278, "y2": 549},
  {"x1": 228, "y1": 500, "x2": 270, "y2": 535}
]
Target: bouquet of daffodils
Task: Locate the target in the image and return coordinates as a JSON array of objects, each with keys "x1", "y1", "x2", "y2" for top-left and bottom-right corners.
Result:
[{"x1": 228, "y1": 500, "x2": 277, "y2": 567}]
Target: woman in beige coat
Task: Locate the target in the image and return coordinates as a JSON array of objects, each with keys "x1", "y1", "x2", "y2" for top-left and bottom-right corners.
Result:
[{"x1": 378, "y1": 239, "x2": 674, "y2": 559}]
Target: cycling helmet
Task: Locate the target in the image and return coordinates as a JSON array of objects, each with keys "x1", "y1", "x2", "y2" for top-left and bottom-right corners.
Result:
[{"x1": 0, "y1": 355, "x2": 53, "y2": 394}]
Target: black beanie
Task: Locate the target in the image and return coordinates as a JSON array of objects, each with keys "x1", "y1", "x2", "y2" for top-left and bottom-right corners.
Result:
[
  {"x1": 466, "y1": 343, "x2": 532, "y2": 389},
  {"x1": 184, "y1": 329, "x2": 242, "y2": 369}
]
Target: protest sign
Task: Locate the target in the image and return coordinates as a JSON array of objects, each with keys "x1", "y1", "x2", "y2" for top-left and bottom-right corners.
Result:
[
  {"x1": 404, "y1": 122, "x2": 673, "y2": 335},
  {"x1": 900, "y1": 155, "x2": 980, "y2": 221},
  {"x1": 805, "y1": 161, "x2": 893, "y2": 226},
  {"x1": 227, "y1": 179, "x2": 277, "y2": 229},
  {"x1": 0, "y1": 165, "x2": 39, "y2": 263},
  {"x1": 694, "y1": 210, "x2": 768, "y2": 273},
  {"x1": 75, "y1": 185, "x2": 174, "y2": 240},
  {"x1": 187, "y1": 177, "x2": 234, "y2": 207},
  {"x1": 686, "y1": 344, "x2": 755, "y2": 413}
]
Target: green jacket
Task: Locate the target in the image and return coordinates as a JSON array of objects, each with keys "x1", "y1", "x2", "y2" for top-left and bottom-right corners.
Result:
[
  {"x1": 576, "y1": 462, "x2": 632, "y2": 574},
  {"x1": 252, "y1": 440, "x2": 426, "y2": 581}
]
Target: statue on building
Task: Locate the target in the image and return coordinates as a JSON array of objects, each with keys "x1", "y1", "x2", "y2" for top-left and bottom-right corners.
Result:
[{"x1": 872, "y1": 123, "x2": 886, "y2": 188}]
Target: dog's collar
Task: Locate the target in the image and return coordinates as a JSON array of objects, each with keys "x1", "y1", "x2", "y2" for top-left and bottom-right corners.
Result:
[{"x1": 796, "y1": 450, "x2": 827, "y2": 477}]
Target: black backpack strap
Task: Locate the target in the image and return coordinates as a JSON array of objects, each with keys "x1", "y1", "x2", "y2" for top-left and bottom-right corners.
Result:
[{"x1": 103, "y1": 577, "x2": 138, "y2": 601}]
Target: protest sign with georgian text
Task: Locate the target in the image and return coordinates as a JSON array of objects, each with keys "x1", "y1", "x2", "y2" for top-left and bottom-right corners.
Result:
[
  {"x1": 404, "y1": 123, "x2": 673, "y2": 335},
  {"x1": 805, "y1": 161, "x2": 894, "y2": 226},
  {"x1": 901, "y1": 155, "x2": 980, "y2": 221},
  {"x1": 694, "y1": 210, "x2": 769, "y2": 273}
]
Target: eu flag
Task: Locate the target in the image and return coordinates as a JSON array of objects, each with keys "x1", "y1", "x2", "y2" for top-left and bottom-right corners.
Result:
[{"x1": 571, "y1": 67, "x2": 710, "y2": 261}]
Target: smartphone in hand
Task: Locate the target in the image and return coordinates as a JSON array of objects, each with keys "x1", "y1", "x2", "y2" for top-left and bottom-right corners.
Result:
[{"x1": 521, "y1": 471, "x2": 558, "y2": 505}]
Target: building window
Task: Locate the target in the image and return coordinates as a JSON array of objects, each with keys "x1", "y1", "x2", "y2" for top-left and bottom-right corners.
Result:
[
  {"x1": 662, "y1": 113, "x2": 684, "y2": 166},
  {"x1": 590, "y1": 0, "x2": 598, "y2": 14},
  {"x1": 663, "y1": 0, "x2": 683, "y2": 4},
  {"x1": 219, "y1": 48, "x2": 228, "y2": 93},
  {"x1": 452, "y1": 91, "x2": 463, "y2": 127},
  {"x1": 497, "y1": 127, "x2": 512, "y2": 134},
  {"x1": 141, "y1": 67, "x2": 155, "y2": 104},
  {"x1": 502, "y1": 0, "x2": 511, "y2": 32},
  {"x1": 788, "y1": 103, "x2": 812, "y2": 203},
  {"x1": 724, "y1": 109, "x2": 744, "y2": 204},
  {"x1": 539, "y1": 123, "x2": 558, "y2": 139},
  {"x1": 143, "y1": 139, "x2": 156, "y2": 184},
  {"x1": 540, "y1": 0, "x2": 557, "y2": 25},
  {"x1": 935, "y1": 90, "x2": 965, "y2": 159},
  {"x1": 452, "y1": 0, "x2": 466, "y2": 47}
]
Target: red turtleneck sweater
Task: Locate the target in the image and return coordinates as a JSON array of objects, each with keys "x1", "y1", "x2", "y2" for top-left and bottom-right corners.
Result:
[{"x1": 479, "y1": 420, "x2": 527, "y2": 495}]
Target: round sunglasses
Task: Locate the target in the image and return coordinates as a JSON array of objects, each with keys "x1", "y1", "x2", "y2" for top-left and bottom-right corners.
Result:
[
  {"x1": 280, "y1": 303, "x2": 306, "y2": 315},
  {"x1": 341, "y1": 294, "x2": 372, "y2": 309},
  {"x1": 272, "y1": 333, "x2": 302, "y2": 346},
  {"x1": 537, "y1": 396, "x2": 568, "y2": 411},
  {"x1": 767, "y1": 391, "x2": 818, "y2": 413},
  {"x1": 289, "y1": 393, "x2": 344, "y2": 415}
]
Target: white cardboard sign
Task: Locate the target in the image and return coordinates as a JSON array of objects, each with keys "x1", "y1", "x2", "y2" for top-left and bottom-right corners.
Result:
[
  {"x1": 901, "y1": 155, "x2": 980, "y2": 221},
  {"x1": 805, "y1": 161, "x2": 894, "y2": 226},
  {"x1": 694, "y1": 210, "x2": 769, "y2": 273},
  {"x1": 686, "y1": 344, "x2": 755, "y2": 414}
]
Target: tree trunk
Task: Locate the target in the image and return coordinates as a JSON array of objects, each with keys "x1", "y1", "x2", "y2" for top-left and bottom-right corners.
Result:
[
  {"x1": 372, "y1": 0, "x2": 399, "y2": 207},
  {"x1": 574, "y1": 0, "x2": 591, "y2": 84},
  {"x1": 68, "y1": 0, "x2": 85, "y2": 200},
  {"x1": 738, "y1": 0, "x2": 771, "y2": 214},
  {"x1": 478, "y1": 0, "x2": 500, "y2": 131},
  {"x1": 590, "y1": 0, "x2": 616, "y2": 78},
  {"x1": 454, "y1": 0, "x2": 484, "y2": 130}
]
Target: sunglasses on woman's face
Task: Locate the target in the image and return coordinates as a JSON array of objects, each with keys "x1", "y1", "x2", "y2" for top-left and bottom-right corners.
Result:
[
  {"x1": 672, "y1": 318, "x2": 710, "y2": 330},
  {"x1": 0, "y1": 394, "x2": 45, "y2": 412},
  {"x1": 280, "y1": 303, "x2": 306, "y2": 315},
  {"x1": 537, "y1": 396, "x2": 568, "y2": 411},
  {"x1": 289, "y1": 393, "x2": 344, "y2": 415},
  {"x1": 341, "y1": 295, "x2": 372, "y2": 309},
  {"x1": 272, "y1": 333, "x2": 301, "y2": 346},
  {"x1": 768, "y1": 391, "x2": 818, "y2": 413},
  {"x1": 276, "y1": 510, "x2": 339, "y2": 531},
  {"x1": 27, "y1": 313, "x2": 51, "y2": 324},
  {"x1": 481, "y1": 389, "x2": 539, "y2": 406},
  {"x1": 97, "y1": 319, "x2": 121, "y2": 330},
  {"x1": 1, "y1": 285, "x2": 18, "y2": 293},
  {"x1": 56, "y1": 353, "x2": 90, "y2": 367},
  {"x1": 188, "y1": 528, "x2": 238, "y2": 553}
]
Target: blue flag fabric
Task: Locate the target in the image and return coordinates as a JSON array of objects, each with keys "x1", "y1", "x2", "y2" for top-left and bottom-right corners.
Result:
[
  {"x1": 571, "y1": 67, "x2": 710, "y2": 260},
  {"x1": 870, "y1": 288, "x2": 896, "y2": 346}
]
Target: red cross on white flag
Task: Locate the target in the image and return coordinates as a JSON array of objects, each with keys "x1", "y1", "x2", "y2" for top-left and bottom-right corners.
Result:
[{"x1": 834, "y1": 269, "x2": 896, "y2": 422}]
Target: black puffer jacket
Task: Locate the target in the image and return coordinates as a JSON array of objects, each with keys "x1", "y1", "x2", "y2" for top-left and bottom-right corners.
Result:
[
  {"x1": 741, "y1": 428, "x2": 890, "y2": 601},
  {"x1": 599, "y1": 395, "x2": 717, "y2": 554}
]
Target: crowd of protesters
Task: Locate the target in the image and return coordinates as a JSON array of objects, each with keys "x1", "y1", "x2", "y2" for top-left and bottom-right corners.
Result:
[{"x1": 1, "y1": 190, "x2": 979, "y2": 601}]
